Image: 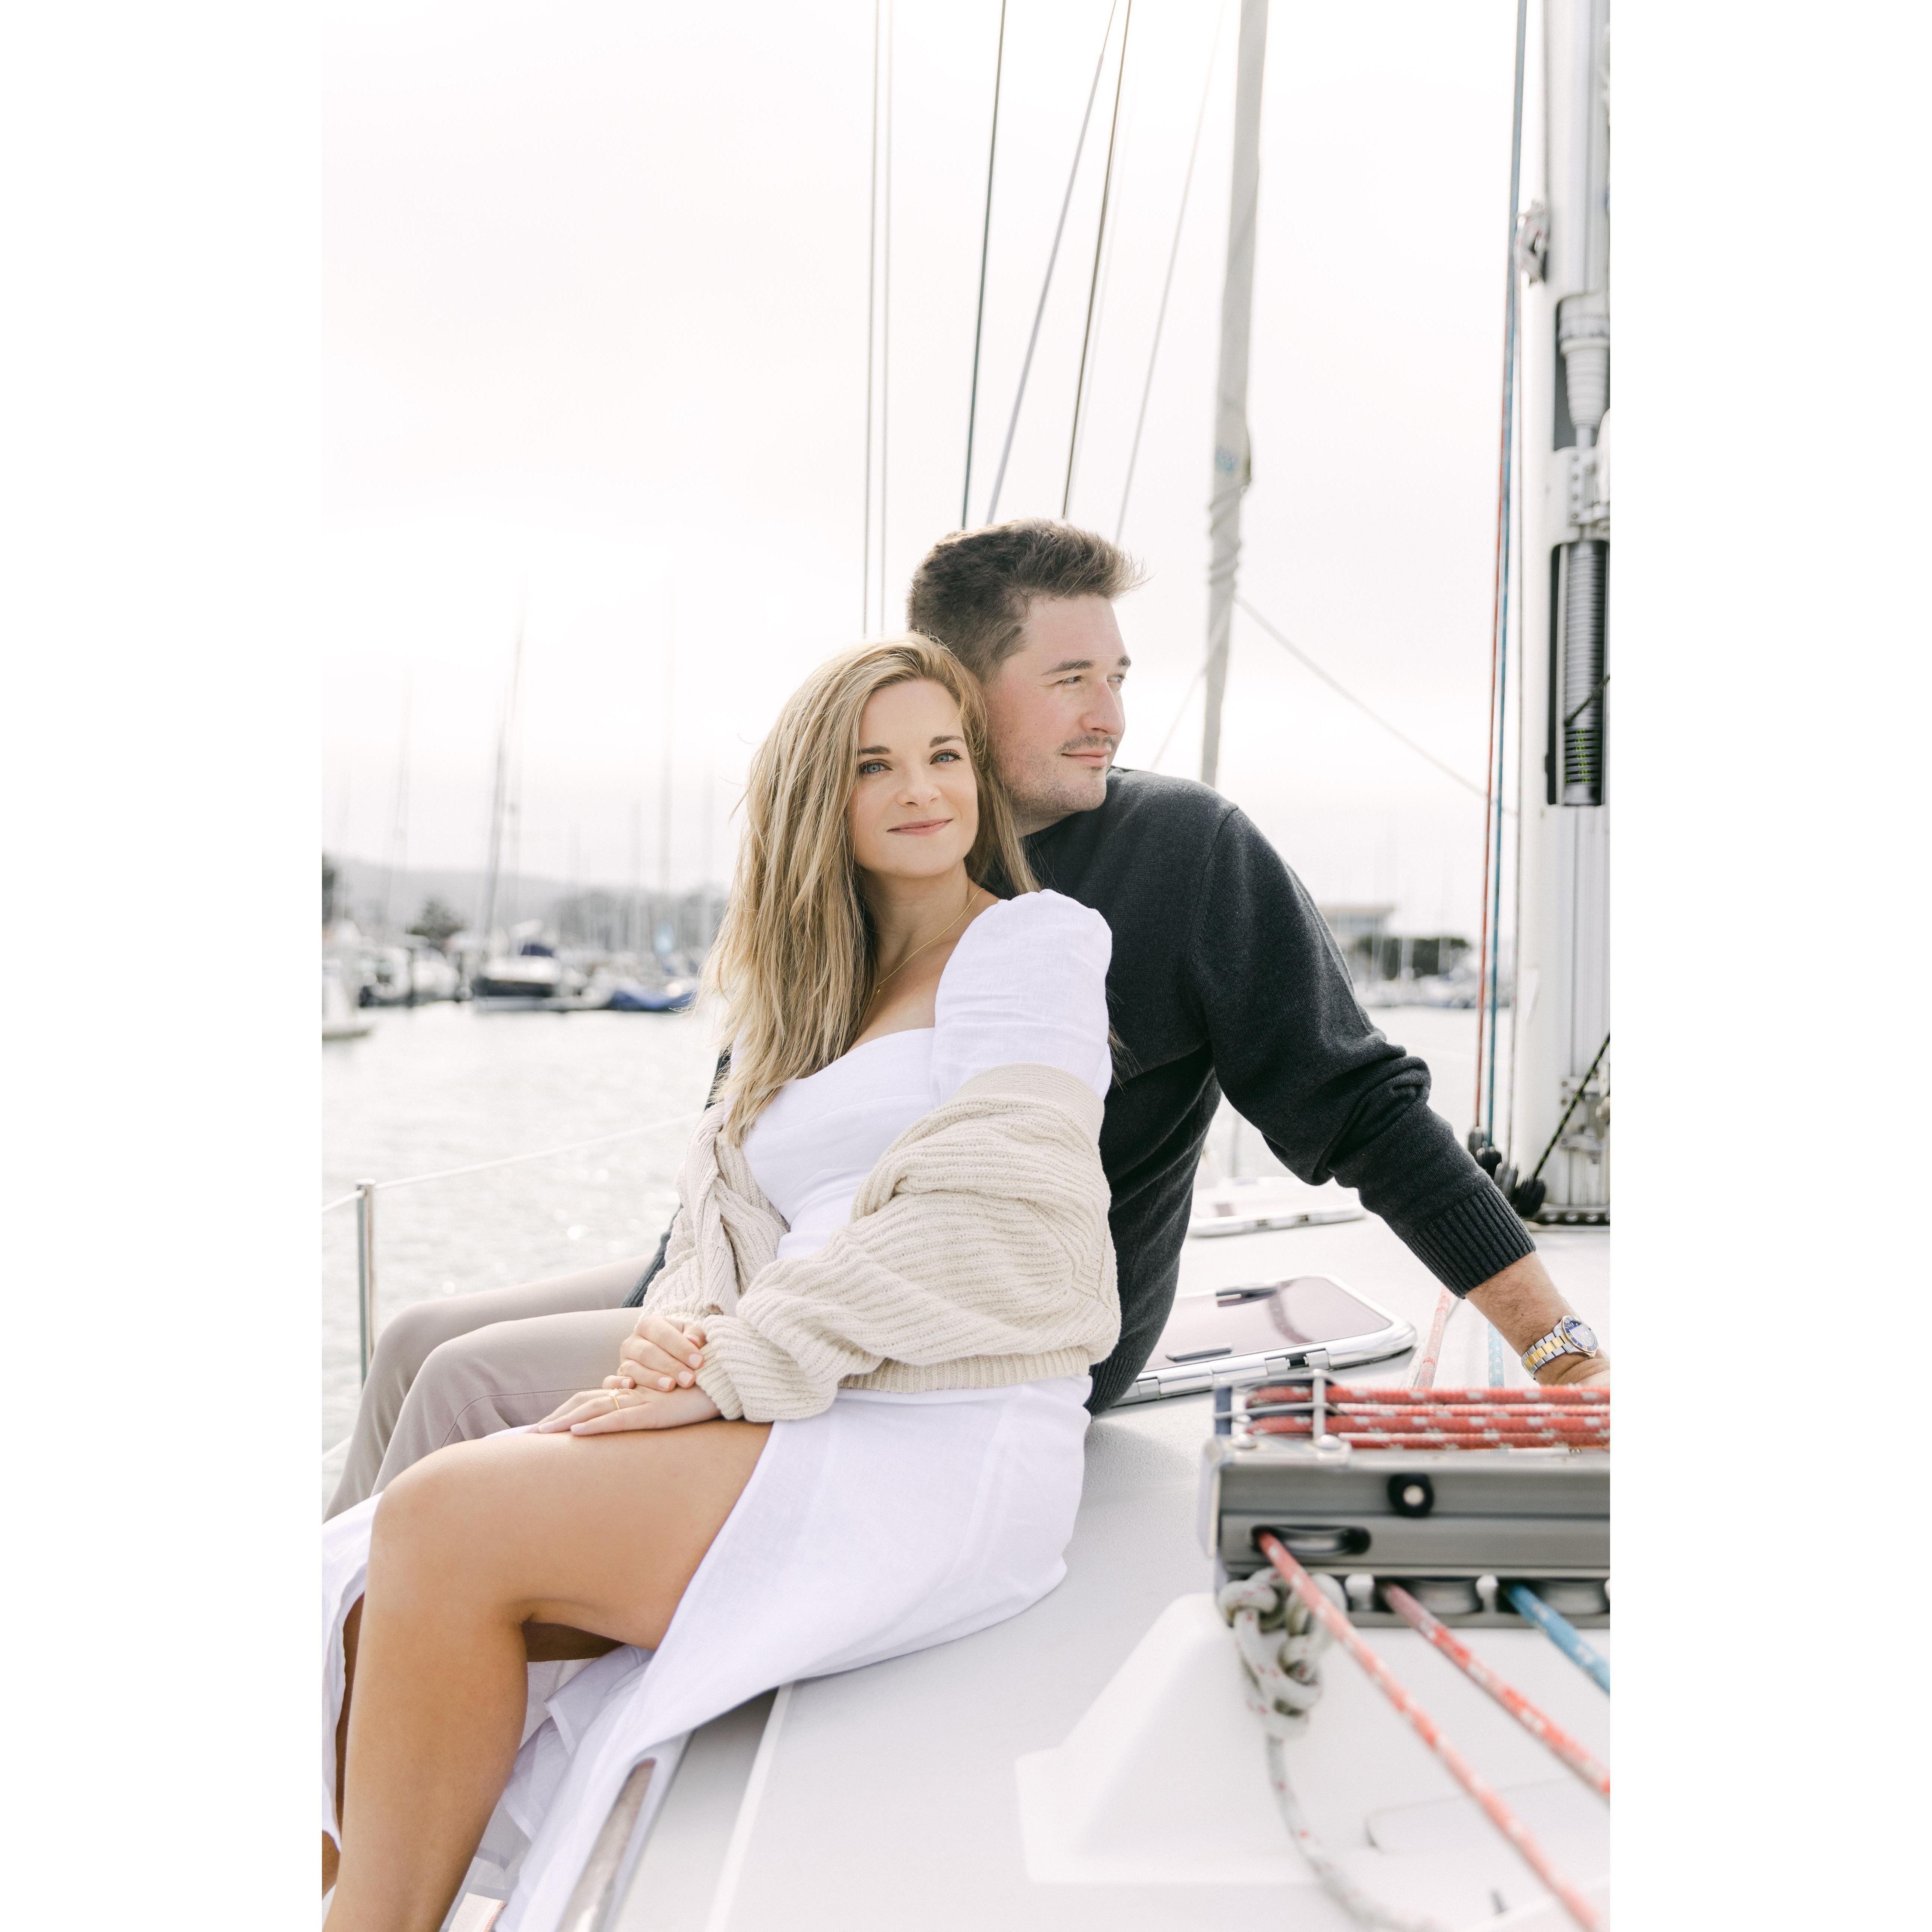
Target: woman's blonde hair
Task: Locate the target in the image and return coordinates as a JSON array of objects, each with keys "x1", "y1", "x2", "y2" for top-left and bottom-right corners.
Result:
[{"x1": 705, "y1": 635, "x2": 1037, "y2": 1138}]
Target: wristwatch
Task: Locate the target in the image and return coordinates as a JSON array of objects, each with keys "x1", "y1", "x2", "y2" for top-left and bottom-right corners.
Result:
[{"x1": 1520, "y1": 1316, "x2": 1600, "y2": 1378}]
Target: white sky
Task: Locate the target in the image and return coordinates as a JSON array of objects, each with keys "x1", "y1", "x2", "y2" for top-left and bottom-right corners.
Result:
[{"x1": 322, "y1": 0, "x2": 1523, "y2": 933}]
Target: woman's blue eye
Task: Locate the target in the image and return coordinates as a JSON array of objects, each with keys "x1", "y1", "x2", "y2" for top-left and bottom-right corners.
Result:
[
  {"x1": 933, "y1": 750, "x2": 961, "y2": 763},
  {"x1": 858, "y1": 760, "x2": 887, "y2": 777}
]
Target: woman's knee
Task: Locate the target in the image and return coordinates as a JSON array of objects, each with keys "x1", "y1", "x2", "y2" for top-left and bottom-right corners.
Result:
[
  {"x1": 371, "y1": 1436, "x2": 592, "y2": 1614},
  {"x1": 370, "y1": 1438, "x2": 498, "y2": 1568}
]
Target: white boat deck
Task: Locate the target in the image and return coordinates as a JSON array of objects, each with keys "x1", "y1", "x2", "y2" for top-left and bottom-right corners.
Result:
[{"x1": 601, "y1": 1199, "x2": 1611, "y2": 1931}]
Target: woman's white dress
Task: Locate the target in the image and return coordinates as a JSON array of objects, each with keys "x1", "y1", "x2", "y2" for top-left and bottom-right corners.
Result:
[{"x1": 321, "y1": 890, "x2": 1114, "y2": 1930}]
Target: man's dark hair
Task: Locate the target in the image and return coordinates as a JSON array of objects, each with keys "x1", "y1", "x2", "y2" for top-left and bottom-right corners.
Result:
[{"x1": 904, "y1": 519, "x2": 1142, "y2": 682}]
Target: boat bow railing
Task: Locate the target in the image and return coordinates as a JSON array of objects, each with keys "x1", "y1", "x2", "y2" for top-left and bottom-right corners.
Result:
[{"x1": 322, "y1": 1112, "x2": 702, "y2": 1385}]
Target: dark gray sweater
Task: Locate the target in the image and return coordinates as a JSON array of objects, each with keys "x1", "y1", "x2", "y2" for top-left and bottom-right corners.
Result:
[
  {"x1": 1015, "y1": 768, "x2": 1533, "y2": 1411},
  {"x1": 632, "y1": 767, "x2": 1535, "y2": 1412}
]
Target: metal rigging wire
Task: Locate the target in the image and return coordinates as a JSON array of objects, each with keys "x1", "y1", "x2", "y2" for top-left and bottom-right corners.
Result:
[
  {"x1": 1233, "y1": 596, "x2": 1502, "y2": 806},
  {"x1": 960, "y1": 0, "x2": 1009, "y2": 531},
  {"x1": 861, "y1": 0, "x2": 882, "y2": 631},
  {"x1": 877, "y1": 0, "x2": 895, "y2": 629},
  {"x1": 984, "y1": 0, "x2": 1121, "y2": 525},
  {"x1": 320, "y1": 1112, "x2": 704, "y2": 1212},
  {"x1": 1473, "y1": 0, "x2": 1531, "y2": 1143},
  {"x1": 1063, "y1": 0, "x2": 1135, "y2": 518},
  {"x1": 1145, "y1": 657, "x2": 1210, "y2": 771},
  {"x1": 1143, "y1": 595, "x2": 1508, "y2": 804},
  {"x1": 1115, "y1": 0, "x2": 1226, "y2": 545},
  {"x1": 1504, "y1": 305, "x2": 1529, "y2": 1162}
]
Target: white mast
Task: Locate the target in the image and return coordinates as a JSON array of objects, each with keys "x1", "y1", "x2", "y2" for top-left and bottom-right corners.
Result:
[
  {"x1": 657, "y1": 584, "x2": 676, "y2": 958},
  {"x1": 477, "y1": 613, "x2": 525, "y2": 950},
  {"x1": 1509, "y1": 0, "x2": 1610, "y2": 1222},
  {"x1": 378, "y1": 677, "x2": 411, "y2": 938},
  {"x1": 1198, "y1": 0, "x2": 1269, "y2": 791}
]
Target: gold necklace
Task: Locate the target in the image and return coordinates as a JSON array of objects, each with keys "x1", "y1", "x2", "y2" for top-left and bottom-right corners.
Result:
[{"x1": 865, "y1": 886, "x2": 977, "y2": 1010}]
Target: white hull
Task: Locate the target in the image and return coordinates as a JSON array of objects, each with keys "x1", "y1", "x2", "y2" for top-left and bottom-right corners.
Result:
[{"x1": 452, "y1": 1204, "x2": 1609, "y2": 1931}]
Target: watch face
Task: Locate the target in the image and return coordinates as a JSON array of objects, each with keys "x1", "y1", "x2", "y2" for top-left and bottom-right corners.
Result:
[{"x1": 1562, "y1": 1318, "x2": 1598, "y2": 1355}]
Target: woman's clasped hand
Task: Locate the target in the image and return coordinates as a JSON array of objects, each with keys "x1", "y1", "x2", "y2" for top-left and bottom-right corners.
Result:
[{"x1": 533, "y1": 1313, "x2": 719, "y2": 1434}]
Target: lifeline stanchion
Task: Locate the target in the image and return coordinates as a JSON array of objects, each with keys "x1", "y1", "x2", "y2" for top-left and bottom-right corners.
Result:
[
  {"x1": 1256, "y1": 1532, "x2": 1600, "y2": 1932},
  {"x1": 1410, "y1": 1287, "x2": 1456, "y2": 1389},
  {"x1": 1380, "y1": 1584, "x2": 1608, "y2": 1798},
  {"x1": 1507, "y1": 1584, "x2": 1611, "y2": 1695},
  {"x1": 354, "y1": 1178, "x2": 378, "y2": 1385}
]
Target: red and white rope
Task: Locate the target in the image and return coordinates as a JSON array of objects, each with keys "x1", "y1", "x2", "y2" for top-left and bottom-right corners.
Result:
[
  {"x1": 1296, "y1": 1385, "x2": 1607, "y2": 1406},
  {"x1": 1409, "y1": 1288, "x2": 1457, "y2": 1389},
  {"x1": 1256, "y1": 1531, "x2": 1600, "y2": 1932},
  {"x1": 1246, "y1": 1381, "x2": 1609, "y2": 1452},
  {"x1": 1380, "y1": 1583, "x2": 1609, "y2": 1798}
]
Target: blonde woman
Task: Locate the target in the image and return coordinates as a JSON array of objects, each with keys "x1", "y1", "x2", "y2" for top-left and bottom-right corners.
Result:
[{"x1": 321, "y1": 638, "x2": 1119, "y2": 1932}]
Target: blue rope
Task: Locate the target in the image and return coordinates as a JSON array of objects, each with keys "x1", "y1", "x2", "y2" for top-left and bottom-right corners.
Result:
[
  {"x1": 1506, "y1": 1584, "x2": 1610, "y2": 1694},
  {"x1": 1487, "y1": 1320, "x2": 1509, "y2": 1387}
]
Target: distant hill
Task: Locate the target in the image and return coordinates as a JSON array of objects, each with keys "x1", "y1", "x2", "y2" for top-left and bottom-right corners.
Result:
[
  {"x1": 327, "y1": 854, "x2": 571, "y2": 935},
  {"x1": 325, "y1": 853, "x2": 723, "y2": 948}
]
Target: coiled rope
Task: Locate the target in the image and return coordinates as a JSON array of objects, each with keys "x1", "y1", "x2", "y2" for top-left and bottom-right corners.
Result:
[{"x1": 1220, "y1": 1570, "x2": 1447, "y2": 1932}]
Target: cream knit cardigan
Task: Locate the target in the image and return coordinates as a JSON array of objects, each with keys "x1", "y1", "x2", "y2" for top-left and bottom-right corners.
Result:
[{"x1": 640, "y1": 1061, "x2": 1120, "y2": 1423}]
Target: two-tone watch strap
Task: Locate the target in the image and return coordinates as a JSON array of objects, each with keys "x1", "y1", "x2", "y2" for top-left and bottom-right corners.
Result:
[{"x1": 1520, "y1": 1317, "x2": 1594, "y2": 1376}]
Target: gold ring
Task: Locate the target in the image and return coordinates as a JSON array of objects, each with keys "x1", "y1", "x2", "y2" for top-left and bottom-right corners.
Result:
[{"x1": 609, "y1": 1392, "x2": 621, "y2": 1412}]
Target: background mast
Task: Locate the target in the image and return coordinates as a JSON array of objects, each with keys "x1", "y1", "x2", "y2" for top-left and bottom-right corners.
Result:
[{"x1": 1198, "y1": 0, "x2": 1269, "y2": 790}]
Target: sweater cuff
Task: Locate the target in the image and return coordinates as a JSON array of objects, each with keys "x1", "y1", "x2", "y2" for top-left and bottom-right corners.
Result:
[
  {"x1": 694, "y1": 1350, "x2": 746, "y2": 1422},
  {"x1": 1401, "y1": 1181, "x2": 1537, "y2": 1295}
]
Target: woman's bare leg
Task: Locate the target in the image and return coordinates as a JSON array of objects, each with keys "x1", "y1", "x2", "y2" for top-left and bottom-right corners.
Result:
[
  {"x1": 323, "y1": 1603, "x2": 617, "y2": 1899},
  {"x1": 322, "y1": 1595, "x2": 363, "y2": 1895},
  {"x1": 326, "y1": 1419, "x2": 768, "y2": 1932}
]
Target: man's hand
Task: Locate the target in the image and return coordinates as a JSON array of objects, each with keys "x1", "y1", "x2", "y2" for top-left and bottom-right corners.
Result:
[
  {"x1": 609, "y1": 1314, "x2": 709, "y2": 1394},
  {"x1": 534, "y1": 1382, "x2": 722, "y2": 1435},
  {"x1": 1465, "y1": 1253, "x2": 1610, "y2": 1388}
]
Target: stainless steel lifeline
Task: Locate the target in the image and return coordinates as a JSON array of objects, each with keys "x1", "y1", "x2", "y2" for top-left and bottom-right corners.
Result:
[{"x1": 320, "y1": 1111, "x2": 702, "y2": 1385}]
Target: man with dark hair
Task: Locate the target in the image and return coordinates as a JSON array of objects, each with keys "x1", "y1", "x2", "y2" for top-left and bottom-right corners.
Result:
[
  {"x1": 904, "y1": 519, "x2": 1145, "y2": 682},
  {"x1": 328, "y1": 519, "x2": 1603, "y2": 1519}
]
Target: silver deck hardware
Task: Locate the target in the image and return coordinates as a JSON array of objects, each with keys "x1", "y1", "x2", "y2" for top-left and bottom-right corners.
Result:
[
  {"x1": 1203, "y1": 1368, "x2": 1609, "y2": 1627},
  {"x1": 558, "y1": 1757, "x2": 658, "y2": 1932}
]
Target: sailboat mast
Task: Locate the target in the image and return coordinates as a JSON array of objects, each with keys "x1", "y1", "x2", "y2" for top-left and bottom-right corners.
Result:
[
  {"x1": 378, "y1": 677, "x2": 411, "y2": 937},
  {"x1": 657, "y1": 588, "x2": 676, "y2": 953},
  {"x1": 478, "y1": 613, "x2": 525, "y2": 947},
  {"x1": 1508, "y1": 0, "x2": 1611, "y2": 1222},
  {"x1": 1198, "y1": 0, "x2": 1269, "y2": 790}
]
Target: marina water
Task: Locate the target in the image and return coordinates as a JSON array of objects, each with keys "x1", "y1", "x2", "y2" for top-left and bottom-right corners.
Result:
[{"x1": 322, "y1": 1000, "x2": 1505, "y2": 1474}]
